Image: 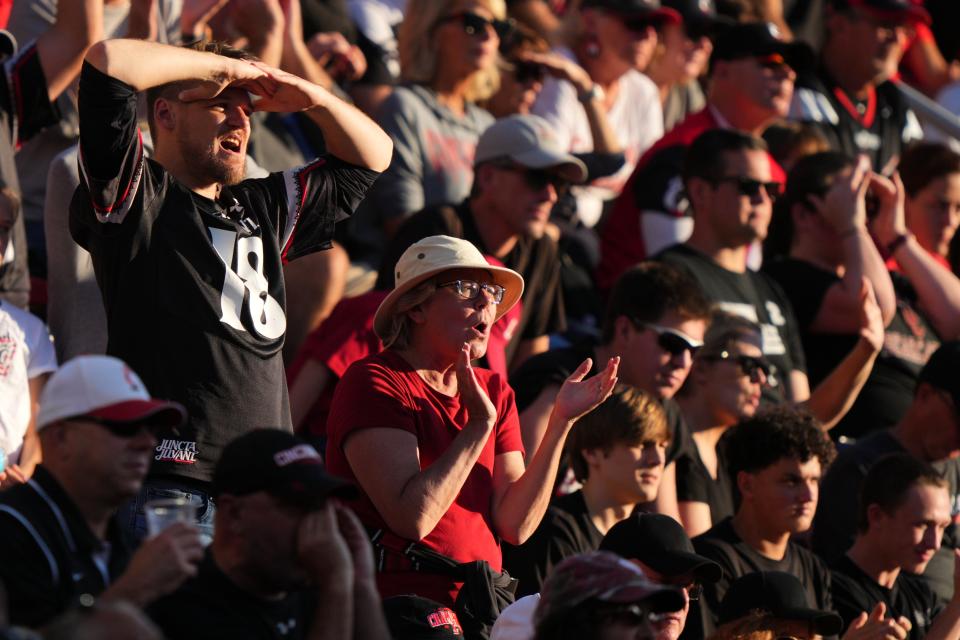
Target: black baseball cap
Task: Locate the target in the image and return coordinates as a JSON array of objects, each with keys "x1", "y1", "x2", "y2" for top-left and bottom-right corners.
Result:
[
  {"x1": 581, "y1": 0, "x2": 682, "y2": 25},
  {"x1": 828, "y1": 0, "x2": 930, "y2": 25},
  {"x1": 382, "y1": 596, "x2": 465, "y2": 639},
  {"x1": 719, "y1": 571, "x2": 843, "y2": 636},
  {"x1": 918, "y1": 341, "x2": 960, "y2": 410},
  {"x1": 212, "y1": 429, "x2": 356, "y2": 506},
  {"x1": 599, "y1": 514, "x2": 722, "y2": 584},
  {"x1": 711, "y1": 21, "x2": 814, "y2": 73},
  {"x1": 662, "y1": 0, "x2": 734, "y2": 39}
]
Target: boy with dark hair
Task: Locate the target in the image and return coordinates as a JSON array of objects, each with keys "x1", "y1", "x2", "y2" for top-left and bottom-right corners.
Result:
[
  {"x1": 693, "y1": 406, "x2": 837, "y2": 637},
  {"x1": 831, "y1": 454, "x2": 960, "y2": 640},
  {"x1": 510, "y1": 261, "x2": 710, "y2": 518},
  {"x1": 504, "y1": 384, "x2": 669, "y2": 597}
]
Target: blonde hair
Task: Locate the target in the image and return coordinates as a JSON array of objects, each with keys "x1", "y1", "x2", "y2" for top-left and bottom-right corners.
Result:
[
  {"x1": 380, "y1": 280, "x2": 438, "y2": 350},
  {"x1": 398, "y1": 0, "x2": 506, "y2": 102},
  {"x1": 708, "y1": 612, "x2": 777, "y2": 640}
]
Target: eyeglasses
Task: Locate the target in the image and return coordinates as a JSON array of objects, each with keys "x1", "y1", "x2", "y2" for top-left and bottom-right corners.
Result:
[
  {"x1": 674, "y1": 581, "x2": 703, "y2": 601},
  {"x1": 71, "y1": 416, "x2": 163, "y2": 438},
  {"x1": 638, "y1": 322, "x2": 704, "y2": 358},
  {"x1": 701, "y1": 350, "x2": 772, "y2": 383},
  {"x1": 595, "y1": 603, "x2": 657, "y2": 627},
  {"x1": 712, "y1": 176, "x2": 783, "y2": 201},
  {"x1": 512, "y1": 60, "x2": 546, "y2": 85},
  {"x1": 438, "y1": 279, "x2": 506, "y2": 304},
  {"x1": 493, "y1": 163, "x2": 570, "y2": 193},
  {"x1": 439, "y1": 11, "x2": 510, "y2": 38}
]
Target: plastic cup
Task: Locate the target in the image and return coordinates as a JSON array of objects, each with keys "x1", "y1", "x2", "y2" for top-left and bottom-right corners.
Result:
[{"x1": 144, "y1": 498, "x2": 197, "y2": 536}]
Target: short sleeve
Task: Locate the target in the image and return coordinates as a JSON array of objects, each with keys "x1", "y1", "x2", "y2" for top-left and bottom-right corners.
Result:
[
  {"x1": 24, "y1": 314, "x2": 56, "y2": 378},
  {"x1": 369, "y1": 90, "x2": 427, "y2": 219},
  {"x1": 327, "y1": 358, "x2": 419, "y2": 445},
  {"x1": 676, "y1": 453, "x2": 710, "y2": 504},
  {"x1": 3, "y1": 41, "x2": 59, "y2": 144}
]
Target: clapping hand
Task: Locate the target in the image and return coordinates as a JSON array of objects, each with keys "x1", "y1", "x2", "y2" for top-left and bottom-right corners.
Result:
[{"x1": 553, "y1": 357, "x2": 619, "y2": 424}]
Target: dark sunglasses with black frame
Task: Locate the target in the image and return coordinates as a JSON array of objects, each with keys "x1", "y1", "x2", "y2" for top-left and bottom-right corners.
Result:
[
  {"x1": 69, "y1": 415, "x2": 165, "y2": 438},
  {"x1": 634, "y1": 321, "x2": 704, "y2": 358},
  {"x1": 700, "y1": 349, "x2": 773, "y2": 383},
  {"x1": 438, "y1": 11, "x2": 513, "y2": 39},
  {"x1": 711, "y1": 175, "x2": 783, "y2": 201},
  {"x1": 489, "y1": 161, "x2": 571, "y2": 194}
]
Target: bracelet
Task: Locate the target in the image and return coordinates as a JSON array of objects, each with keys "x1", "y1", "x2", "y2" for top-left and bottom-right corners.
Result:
[
  {"x1": 886, "y1": 233, "x2": 911, "y2": 255},
  {"x1": 577, "y1": 84, "x2": 605, "y2": 103}
]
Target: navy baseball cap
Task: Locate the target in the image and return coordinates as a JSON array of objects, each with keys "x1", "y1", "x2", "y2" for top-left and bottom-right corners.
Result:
[
  {"x1": 711, "y1": 21, "x2": 814, "y2": 72},
  {"x1": 213, "y1": 429, "x2": 356, "y2": 506},
  {"x1": 829, "y1": 0, "x2": 930, "y2": 25},
  {"x1": 719, "y1": 572, "x2": 843, "y2": 636},
  {"x1": 600, "y1": 513, "x2": 723, "y2": 583},
  {"x1": 581, "y1": 0, "x2": 682, "y2": 25}
]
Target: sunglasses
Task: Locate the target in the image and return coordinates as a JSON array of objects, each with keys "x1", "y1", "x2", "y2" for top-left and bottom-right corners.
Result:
[
  {"x1": 702, "y1": 350, "x2": 772, "y2": 383},
  {"x1": 713, "y1": 176, "x2": 783, "y2": 201},
  {"x1": 622, "y1": 16, "x2": 657, "y2": 35},
  {"x1": 595, "y1": 603, "x2": 656, "y2": 627},
  {"x1": 440, "y1": 11, "x2": 511, "y2": 38},
  {"x1": 671, "y1": 581, "x2": 703, "y2": 601},
  {"x1": 71, "y1": 415, "x2": 164, "y2": 438},
  {"x1": 438, "y1": 279, "x2": 506, "y2": 304},
  {"x1": 512, "y1": 60, "x2": 546, "y2": 85},
  {"x1": 639, "y1": 322, "x2": 704, "y2": 358},
  {"x1": 493, "y1": 163, "x2": 570, "y2": 193}
]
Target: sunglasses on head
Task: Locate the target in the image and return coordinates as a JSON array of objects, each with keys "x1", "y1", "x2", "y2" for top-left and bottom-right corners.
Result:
[
  {"x1": 512, "y1": 60, "x2": 546, "y2": 85},
  {"x1": 639, "y1": 322, "x2": 704, "y2": 357},
  {"x1": 712, "y1": 176, "x2": 783, "y2": 201},
  {"x1": 702, "y1": 350, "x2": 772, "y2": 383},
  {"x1": 440, "y1": 11, "x2": 511, "y2": 38}
]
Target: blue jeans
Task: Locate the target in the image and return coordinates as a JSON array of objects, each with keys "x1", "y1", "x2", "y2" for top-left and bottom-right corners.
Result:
[{"x1": 119, "y1": 478, "x2": 216, "y2": 547}]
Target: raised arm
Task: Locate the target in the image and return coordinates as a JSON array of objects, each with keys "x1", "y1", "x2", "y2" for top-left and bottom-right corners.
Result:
[{"x1": 35, "y1": 0, "x2": 103, "y2": 101}]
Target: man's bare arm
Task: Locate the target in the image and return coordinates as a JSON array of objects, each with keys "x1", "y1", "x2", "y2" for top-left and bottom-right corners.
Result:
[{"x1": 36, "y1": 0, "x2": 104, "y2": 101}]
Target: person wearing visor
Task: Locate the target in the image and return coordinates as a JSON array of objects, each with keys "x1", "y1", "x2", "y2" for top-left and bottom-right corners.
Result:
[
  {"x1": 0, "y1": 355, "x2": 202, "y2": 629},
  {"x1": 601, "y1": 513, "x2": 723, "y2": 640},
  {"x1": 324, "y1": 235, "x2": 618, "y2": 615},
  {"x1": 532, "y1": 551, "x2": 686, "y2": 640},
  {"x1": 599, "y1": 20, "x2": 812, "y2": 290},
  {"x1": 509, "y1": 260, "x2": 710, "y2": 519},
  {"x1": 674, "y1": 312, "x2": 771, "y2": 537},
  {"x1": 148, "y1": 429, "x2": 391, "y2": 640},
  {"x1": 791, "y1": 0, "x2": 927, "y2": 171}
]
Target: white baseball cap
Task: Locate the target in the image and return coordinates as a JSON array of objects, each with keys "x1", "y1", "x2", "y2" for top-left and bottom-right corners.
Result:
[
  {"x1": 37, "y1": 355, "x2": 186, "y2": 431},
  {"x1": 474, "y1": 115, "x2": 587, "y2": 184}
]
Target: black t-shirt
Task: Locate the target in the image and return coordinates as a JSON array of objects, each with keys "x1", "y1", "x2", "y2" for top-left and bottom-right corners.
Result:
[
  {"x1": 813, "y1": 430, "x2": 960, "y2": 604},
  {"x1": 764, "y1": 258, "x2": 941, "y2": 440},
  {"x1": 149, "y1": 551, "x2": 313, "y2": 639},
  {"x1": 792, "y1": 69, "x2": 919, "y2": 172},
  {"x1": 831, "y1": 554, "x2": 940, "y2": 640},
  {"x1": 675, "y1": 434, "x2": 735, "y2": 526},
  {"x1": 0, "y1": 42, "x2": 59, "y2": 308},
  {"x1": 502, "y1": 490, "x2": 603, "y2": 598},
  {"x1": 656, "y1": 244, "x2": 806, "y2": 403},
  {"x1": 508, "y1": 341, "x2": 694, "y2": 466},
  {"x1": 0, "y1": 466, "x2": 132, "y2": 628},
  {"x1": 70, "y1": 63, "x2": 379, "y2": 483},
  {"x1": 692, "y1": 517, "x2": 834, "y2": 639},
  {"x1": 377, "y1": 201, "x2": 566, "y2": 364}
]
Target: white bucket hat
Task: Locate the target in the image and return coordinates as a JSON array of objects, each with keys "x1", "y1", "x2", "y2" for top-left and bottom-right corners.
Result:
[{"x1": 373, "y1": 235, "x2": 524, "y2": 340}]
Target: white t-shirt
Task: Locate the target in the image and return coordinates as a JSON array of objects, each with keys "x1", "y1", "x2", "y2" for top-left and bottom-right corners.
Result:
[
  {"x1": 531, "y1": 48, "x2": 664, "y2": 227},
  {"x1": 0, "y1": 301, "x2": 56, "y2": 462}
]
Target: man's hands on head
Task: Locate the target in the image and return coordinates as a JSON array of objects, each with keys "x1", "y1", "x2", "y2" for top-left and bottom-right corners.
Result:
[{"x1": 103, "y1": 523, "x2": 204, "y2": 606}]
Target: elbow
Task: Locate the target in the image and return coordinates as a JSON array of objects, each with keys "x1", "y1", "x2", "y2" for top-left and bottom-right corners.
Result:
[
  {"x1": 382, "y1": 510, "x2": 440, "y2": 542},
  {"x1": 84, "y1": 40, "x2": 109, "y2": 71},
  {"x1": 371, "y1": 136, "x2": 394, "y2": 173}
]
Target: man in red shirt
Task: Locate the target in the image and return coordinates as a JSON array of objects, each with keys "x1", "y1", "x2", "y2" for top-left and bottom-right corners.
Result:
[{"x1": 597, "y1": 21, "x2": 811, "y2": 291}]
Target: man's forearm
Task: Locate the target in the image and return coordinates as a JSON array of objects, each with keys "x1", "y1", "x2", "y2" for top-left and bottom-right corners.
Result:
[
  {"x1": 805, "y1": 339, "x2": 878, "y2": 430},
  {"x1": 83, "y1": 39, "x2": 238, "y2": 92},
  {"x1": 352, "y1": 580, "x2": 391, "y2": 640},
  {"x1": 304, "y1": 92, "x2": 392, "y2": 171},
  {"x1": 37, "y1": 0, "x2": 103, "y2": 101}
]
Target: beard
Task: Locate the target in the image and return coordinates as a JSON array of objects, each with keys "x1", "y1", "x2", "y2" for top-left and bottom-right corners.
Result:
[{"x1": 176, "y1": 130, "x2": 245, "y2": 187}]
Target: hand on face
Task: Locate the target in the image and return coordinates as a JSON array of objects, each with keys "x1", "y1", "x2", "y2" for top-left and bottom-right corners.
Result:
[
  {"x1": 297, "y1": 501, "x2": 354, "y2": 585},
  {"x1": 456, "y1": 343, "x2": 498, "y2": 430}
]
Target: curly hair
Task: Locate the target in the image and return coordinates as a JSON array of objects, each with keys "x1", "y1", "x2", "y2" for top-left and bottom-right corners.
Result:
[{"x1": 724, "y1": 405, "x2": 836, "y2": 477}]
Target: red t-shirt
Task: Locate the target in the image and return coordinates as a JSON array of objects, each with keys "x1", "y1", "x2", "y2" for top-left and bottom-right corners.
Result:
[
  {"x1": 324, "y1": 349, "x2": 524, "y2": 605},
  {"x1": 597, "y1": 108, "x2": 786, "y2": 292},
  {"x1": 287, "y1": 259, "x2": 522, "y2": 439}
]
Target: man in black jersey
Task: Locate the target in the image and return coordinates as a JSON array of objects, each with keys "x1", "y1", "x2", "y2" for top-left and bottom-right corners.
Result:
[
  {"x1": 832, "y1": 454, "x2": 960, "y2": 640},
  {"x1": 69, "y1": 38, "x2": 392, "y2": 541},
  {"x1": 692, "y1": 406, "x2": 837, "y2": 638},
  {"x1": 789, "y1": 0, "x2": 926, "y2": 170}
]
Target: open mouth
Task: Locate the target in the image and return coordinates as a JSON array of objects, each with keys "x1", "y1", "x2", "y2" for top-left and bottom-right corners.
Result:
[{"x1": 220, "y1": 135, "x2": 242, "y2": 153}]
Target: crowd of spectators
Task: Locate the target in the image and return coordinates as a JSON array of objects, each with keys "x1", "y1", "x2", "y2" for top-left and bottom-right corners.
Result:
[{"x1": 3, "y1": 0, "x2": 960, "y2": 638}]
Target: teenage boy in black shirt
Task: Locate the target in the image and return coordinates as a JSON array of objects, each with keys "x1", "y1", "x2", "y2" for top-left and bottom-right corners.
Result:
[
  {"x1": 148, "y1": 429, "x2": 390, "y2": 640},
  {"x1": 693, "y1": 406, "x2": 837, "y2": 638},
  {"x1": 831, "y1": 454, "x2": 960, "y2": 640},
  {"x1": 509, "y1": 261, "x2": 710, "y2": 518},
  {"x1": 70, "y1": 38, "x2": 391, "y2": 539},
  {"x1": 503, "y1": 385, "x2": 670, "y2": 597}
]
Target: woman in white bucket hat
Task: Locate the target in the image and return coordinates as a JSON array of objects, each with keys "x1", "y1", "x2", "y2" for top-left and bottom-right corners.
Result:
[{"x1": 325, "y1": 235, "x2": 618, "y2": 610}]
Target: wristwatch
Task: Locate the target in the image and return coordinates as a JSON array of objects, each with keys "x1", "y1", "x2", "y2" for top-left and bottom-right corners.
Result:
[{"x1": 578, "y1": 84, "x2": 605, "y2": 104}]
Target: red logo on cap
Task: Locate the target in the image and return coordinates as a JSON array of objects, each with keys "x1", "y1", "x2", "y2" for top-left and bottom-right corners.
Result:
[
  {"x1": 122, "y1": 365, "x2": 141, "y2": 392},
  {"x1": 426, "y1": 608, "x2": 462, "y2": 634}
]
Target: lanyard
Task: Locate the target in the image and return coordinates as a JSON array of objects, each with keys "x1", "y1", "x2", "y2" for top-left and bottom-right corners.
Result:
[{"x1": 832, "y1": 85, "x2": 877, "y2": 129}]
